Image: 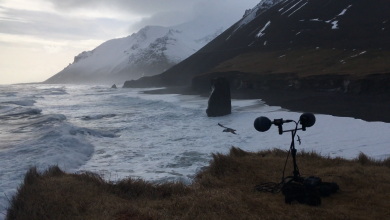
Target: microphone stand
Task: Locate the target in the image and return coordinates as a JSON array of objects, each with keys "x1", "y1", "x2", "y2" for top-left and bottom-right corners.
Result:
[
  {"x1": 255, "y1": 115, "x2": 338, "y2": 206},
  {"x1": 277, "y1": 121, "x2": 305, "y2": 183}
]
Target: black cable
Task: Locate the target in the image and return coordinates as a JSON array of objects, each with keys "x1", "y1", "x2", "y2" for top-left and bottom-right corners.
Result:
[{"x1": 255, "y1": 120, "x2": 301, "y2": 193}]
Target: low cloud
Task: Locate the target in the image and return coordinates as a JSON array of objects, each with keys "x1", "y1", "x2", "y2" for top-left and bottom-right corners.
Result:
[
  {"x1": 129, "y1": 0, "x2": 260, "y2": 32},
  {"x1": 45, "y1": 0, "x2": 260, "y2": 32},
  {"x1": 46, "y1": 0, "x2": 194, "y2": 16},
  {"x1": 0, "y1": 0, "x2": 261, "y2": 84},
  {"x1": 129, "y1": 10, "x2": 191, "y2": 31},
  {"x1": 1, "y1": 0, "x2": 260, "y2": 39},
  {"x1": 0, "y1": 8, "x2": 130, "y2": 41},
  {"x1": 43, "y1": 45, "x2": 63, "y2": 54}
]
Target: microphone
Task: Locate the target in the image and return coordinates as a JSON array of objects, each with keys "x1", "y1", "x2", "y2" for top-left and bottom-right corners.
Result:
[
  {"x1": 300, "y1": 113, "x2": 316, "y2": 131},
  {"x1": 254, "y1": 116, "x2": 272, "y2": 132},
  {"x1": 254, "y1": 113, "x2": 315, "y2": 133},
  {"x1": 254, "y1": 117, "x2": 294, "y2": 132}
]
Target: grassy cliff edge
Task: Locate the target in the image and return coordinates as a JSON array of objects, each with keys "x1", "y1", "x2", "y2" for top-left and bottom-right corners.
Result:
[{"x1": 6, "y1": 147, "x2": 390, "y2": 220}]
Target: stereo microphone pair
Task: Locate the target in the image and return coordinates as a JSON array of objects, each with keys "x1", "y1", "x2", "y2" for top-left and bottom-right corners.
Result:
[{"x1": 254, "y1": 113, "x2": 316, "y2": 132}]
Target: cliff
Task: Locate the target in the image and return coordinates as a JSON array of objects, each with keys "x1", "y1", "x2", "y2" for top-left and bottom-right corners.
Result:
[{"x1": 124, "y1": 0, "x2": 390, "y2": 95}]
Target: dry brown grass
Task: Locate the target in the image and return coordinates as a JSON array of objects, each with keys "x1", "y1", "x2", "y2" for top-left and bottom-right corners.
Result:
[{"x1": 6, "y1": 147, "x2": 390, "y2": 220}]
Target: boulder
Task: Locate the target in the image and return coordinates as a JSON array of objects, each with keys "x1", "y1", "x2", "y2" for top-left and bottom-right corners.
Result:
[
  {"x1": 111, "y1": 84, "x2": 117, "y2": 89},
  {"x1": 206, "y1": 77, "x2": 231, "y2": 117}
]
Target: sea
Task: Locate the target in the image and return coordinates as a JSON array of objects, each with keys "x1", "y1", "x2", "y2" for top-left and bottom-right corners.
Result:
[{"x1": 0, "y1": 84, "x2": 389, "y2": 218}]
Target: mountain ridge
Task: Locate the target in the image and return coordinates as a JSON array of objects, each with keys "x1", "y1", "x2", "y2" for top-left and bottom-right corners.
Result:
[
  {"x1": 124, "y1": 0, "x2": 390, "y2": 95},
  {"x1": 44, "y1": 21, "x2": 226, "y2": 84}
]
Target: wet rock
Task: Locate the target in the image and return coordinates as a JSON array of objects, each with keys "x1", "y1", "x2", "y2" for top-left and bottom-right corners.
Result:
[
  {"x1": 206, "y1": 77, "x2": 231, "y2": 117},
  {"x1": 111, "y1": 84, "x2": 117, "y2": 89}
]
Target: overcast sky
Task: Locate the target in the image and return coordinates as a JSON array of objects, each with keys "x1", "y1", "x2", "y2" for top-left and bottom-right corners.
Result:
[{"x1": 0, "y1": 0, "x2": 261, "y2": 84}]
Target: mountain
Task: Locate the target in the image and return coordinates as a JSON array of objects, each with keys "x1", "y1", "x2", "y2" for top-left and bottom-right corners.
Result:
[
  {"x1": 44, "y1": 19, "x2": 225, "y2": 84},
  {"x1": 125, "y1": 0, "x2": 390, "y2": 95}
]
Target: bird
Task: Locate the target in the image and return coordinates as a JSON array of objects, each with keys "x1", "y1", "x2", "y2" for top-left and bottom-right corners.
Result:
[
  {"x1": 297, "y1": 135, "x2": 302, "y2": 145},
  {"x1": 218, "y1": 123, "x2": 238, "y2": 135}
]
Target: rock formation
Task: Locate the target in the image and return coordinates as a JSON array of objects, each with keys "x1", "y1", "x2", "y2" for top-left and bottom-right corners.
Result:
[
  {"x1": 111, "y1": 84, "x2": 117, "y2": 89},
  {"x1": 206, "y1": 77, "x2": 231, "y2": 117}
]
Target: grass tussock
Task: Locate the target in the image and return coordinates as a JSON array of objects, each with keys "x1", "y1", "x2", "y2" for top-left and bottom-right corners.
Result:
[
  {"x1": 354, "y1": 152, "x2": 390, "y2": 167},
  {"x1": 6, "y1": 147, "x2": 390, "y2": 220}
]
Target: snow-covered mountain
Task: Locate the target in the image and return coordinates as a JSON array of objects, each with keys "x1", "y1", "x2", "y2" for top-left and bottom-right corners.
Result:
[
  {"x1": 126, "y1": 0, "x2": 390, "y2": 92},
  {"x1": 45, "y1": 19, "x2": 225, "y2": 84},
  {"x1": 237, "y1": 0, "x2": 282, "y2": 27}
]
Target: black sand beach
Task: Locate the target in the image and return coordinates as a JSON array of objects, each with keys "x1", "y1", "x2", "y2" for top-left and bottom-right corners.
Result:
[{"x1": 143, "y1": 87, "x2": 390, "y2": 123}]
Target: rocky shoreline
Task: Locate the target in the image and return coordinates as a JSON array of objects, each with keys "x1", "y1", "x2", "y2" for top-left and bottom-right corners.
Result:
[
  {"x1": 191, "y1": 72, "x2": 390, "y2": 95},
  {"x1": 142, "y1": 84, "x2": 390, "y2": 123}
]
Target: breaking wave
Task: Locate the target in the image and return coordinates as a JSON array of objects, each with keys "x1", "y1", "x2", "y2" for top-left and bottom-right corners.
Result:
[
  {"x1": 0, "y1": 107, "x2": 42, "y2": 118},
  {"x1": 69, "y1": 126, "x2": 119, "y2": 138},
  {"x1": 39, "y1": 87, "x2": 68, "y2": 96},
  {"x1": 0, "y1": 100, "x2": 36, "y2": 106},
  {"x1": 81, "y1": 114, "x2": 117, "y2": 121}
]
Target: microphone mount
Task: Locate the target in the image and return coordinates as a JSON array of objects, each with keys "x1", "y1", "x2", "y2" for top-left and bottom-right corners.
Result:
[
  {"x1": 253, "y1": 113, "x2": 316, "y2": 182},
  {"x1": 272, "y1": 118, "x2": 295, "y2": 135}
]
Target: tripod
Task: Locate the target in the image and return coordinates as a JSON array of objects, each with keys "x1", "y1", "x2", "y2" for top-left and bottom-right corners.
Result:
[
  {"x1": 277, "y1": 120, "x2": 303, "y2": 182},
  {"x1": 254, "y1": 114, "x2": 339, "y2": 206}
]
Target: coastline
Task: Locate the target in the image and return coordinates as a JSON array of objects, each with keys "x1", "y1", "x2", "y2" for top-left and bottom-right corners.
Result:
[{"x1": 142, "y1": 86, "x2": 390, "y2": 123}]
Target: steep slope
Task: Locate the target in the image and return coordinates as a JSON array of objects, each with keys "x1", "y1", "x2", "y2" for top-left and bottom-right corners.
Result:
[
  {"x1": 125, "y1": 0, "x2": 390, "y2": 94},
  {"x1": 44, "y1": 20, "x2": 224, "y2": 84}
]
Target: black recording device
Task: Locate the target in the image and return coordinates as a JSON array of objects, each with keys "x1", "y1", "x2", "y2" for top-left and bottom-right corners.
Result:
[{"x1": 253, "y1": 113, "x2": 339, "y2": 206}]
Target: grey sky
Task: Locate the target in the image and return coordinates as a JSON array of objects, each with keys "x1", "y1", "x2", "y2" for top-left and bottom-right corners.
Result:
[{"x1": 0, "y1": 0, "x2": 261, "y2": 84}]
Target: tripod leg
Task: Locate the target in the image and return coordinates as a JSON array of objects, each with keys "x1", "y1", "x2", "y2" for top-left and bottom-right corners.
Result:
[{"x1": 291, "y1": 131, "x2": 300, "y2": 181}]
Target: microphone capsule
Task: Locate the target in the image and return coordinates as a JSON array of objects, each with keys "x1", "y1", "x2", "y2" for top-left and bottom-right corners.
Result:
[
  {"x1": 300, "y1": 113, "x2": 316, "y2": 128},
  {"x1": 254, "y1": 116, "x2": 272, "y2": 132}
]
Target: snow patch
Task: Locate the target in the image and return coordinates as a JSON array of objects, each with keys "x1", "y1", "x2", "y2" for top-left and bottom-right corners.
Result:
[
  {"x1": 351, "y1": 51, "x2": 367, "y2": 58},
  {"x1": 331, "y1": 21, "x2": 339, "y2": 29},
  {"x1": 281, "y1": 0, "x2": 303, "y2": 15},
  {"x1": 236, "y1": 0, "x2": 282, "y2": 28},
  {"x1": 279, "y1": 0, "x2": 298, "y2": 12},
  {"x1": 288, "y1": 2, "x2": 308, "y2": 17},
  {"x1": 256, "y1": 21, "x2": 271, "y2": 38},
  {"x1": 322, "y1": 4, "x2": 353, "y2": 29},
  {"x1": 338, "y1": 5, "x2": 352, "y2": 16}
]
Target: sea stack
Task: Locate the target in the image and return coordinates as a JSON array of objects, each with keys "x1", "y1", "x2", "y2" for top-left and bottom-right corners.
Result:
[
  {"x1": 206, "y1": 77, "x2": 231, "y2": 117},
  {"x1": 111, "y1": 84, "x2": 117, "y2": 89}
]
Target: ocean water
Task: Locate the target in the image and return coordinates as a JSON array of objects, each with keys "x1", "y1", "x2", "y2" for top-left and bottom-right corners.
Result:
[{"x1": 0, "y1": 84, "x2": 389, "y2": 218}]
